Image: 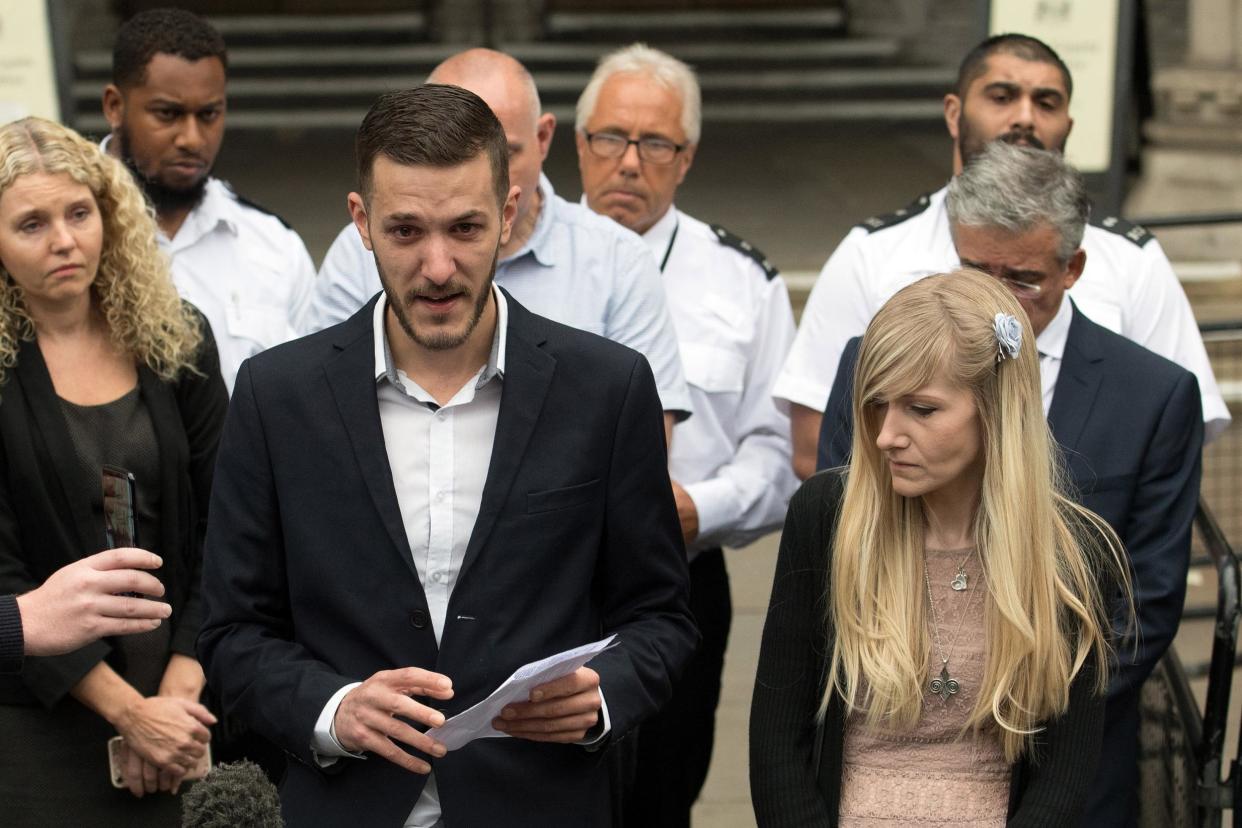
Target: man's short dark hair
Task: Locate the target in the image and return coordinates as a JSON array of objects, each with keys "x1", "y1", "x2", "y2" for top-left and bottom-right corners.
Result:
[
  {"x1": 112, "y1": 8, "x2": 228, "y2": 89},
  {"x1": 956, "y1": 34, "x2": 1072, "y2": 99},
  {"x1": 355, "y1": 84, "x2": 510, "y2": 209}
]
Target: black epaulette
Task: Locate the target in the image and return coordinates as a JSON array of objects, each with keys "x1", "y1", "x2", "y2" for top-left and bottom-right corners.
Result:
[
  {"x1": 1090, "y1": 214, "x2": 1153, "y2": 248},
  {"x1": 710, "y1": 224, "x2": 779, "y2": 280},
  {"x1": 222, "y1": 182, "x2": 294, "y2": 230},
  {"x1": 856, "y1": 192, "x2": 933, "y2": 233}
]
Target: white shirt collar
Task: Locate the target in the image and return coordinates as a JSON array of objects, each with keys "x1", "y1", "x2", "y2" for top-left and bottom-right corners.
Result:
[
  {"x1": 1035, "y1": 296, "x2": 1072, "y2": 360},
  {"x1": 372, "y1": 284, "x2": 508, "y2": 386},
  {"x1": 639, "y1": 204, "x2": 679, "y2": 259},
  {"x1": 98, "y1": 134, "x2": 237, "y2": 242}
]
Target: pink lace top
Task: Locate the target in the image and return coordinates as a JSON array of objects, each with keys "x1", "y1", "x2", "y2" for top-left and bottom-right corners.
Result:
[{"x1": 838, "y1": 546, "x2": 1010, "y2": 827}]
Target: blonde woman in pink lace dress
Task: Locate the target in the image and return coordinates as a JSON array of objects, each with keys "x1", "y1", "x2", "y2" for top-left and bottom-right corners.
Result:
[{"x1": 750, "y1": 269, "x2": 1127, "y2": 827}]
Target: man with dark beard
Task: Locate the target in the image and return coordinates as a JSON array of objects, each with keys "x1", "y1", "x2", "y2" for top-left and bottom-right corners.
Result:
[
  {"x1": 773, "y1": 33, "x2": 1226, "y2": 480},
  {"x1": 197, "y1": 85, "x2": 696, "y2": 827},
  {"x1": 102, "y1": 8, "x2": 316, "y2": 392}
]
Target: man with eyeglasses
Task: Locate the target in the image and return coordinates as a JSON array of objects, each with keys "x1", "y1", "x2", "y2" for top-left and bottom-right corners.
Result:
[
  {"x1": 819, "y1": 142, "x2": 1202, "y2": 828},
  {"x1": 775, "y1": 33, "x2": 1226, "y2": 482},
  {"x1": 577, "y1": 44, "x2": 798, "y2": 827},
  {"x1": 310, "y1": 48, "x2": 690, "y2": 436}
]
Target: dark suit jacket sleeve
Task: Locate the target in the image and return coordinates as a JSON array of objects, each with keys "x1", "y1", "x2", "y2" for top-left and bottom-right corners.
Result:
[
  {"x1": 0, "y1": 594, "x2": 21, "y2": 673},
  {"x1": 1110, "y1": 371, "x2": 1202, "y2": 699},
  {"x1": 1008, "y1": 655, "x2": 1106, "y2": 826},
  {"x1": 749, "y1": 472, "x2": 840, "y2": 826},
  {"x1": 170, "y1": 321, "x2": 228, "y2": 658},
  {"x1": 581, "y1": 354, "x2": 698, "y2": 740},
  {"x1": 197, "y1": 360, "x2": 355, "y2": 764},
  {"x1": 817, "y1": 337, "x2": 860, "y2": 473}
]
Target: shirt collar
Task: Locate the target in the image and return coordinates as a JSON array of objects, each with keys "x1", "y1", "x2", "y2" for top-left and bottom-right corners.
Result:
[
  {"x1": 502, "y1": 173, "x2": 557, "y2": 268},
  {"x1": 639, "y1": 204, "x2": 678, "y2": 261},
  {"x1": 98, "y1": 135, "x2": 236, "y2": 243},
  {"x1": 1035, "y1": 296, "x2": 1072, "y2": 360},
  {"x1": 372, "y1": 284, "x2": 508, "y2": 389}
]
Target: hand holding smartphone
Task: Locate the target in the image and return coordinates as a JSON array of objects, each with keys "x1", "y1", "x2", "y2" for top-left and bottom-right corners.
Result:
[{"x1": 108, "y1": 735, "x2": 212, "y2": 790}]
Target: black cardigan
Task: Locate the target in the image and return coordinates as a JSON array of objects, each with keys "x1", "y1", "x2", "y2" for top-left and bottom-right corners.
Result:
[
  {"x1": 749, "y1": 471, "x2": 1106, "y2": 827},
  {"x1": 0, "y1": 317, "x2": 227, "y2": 707}
]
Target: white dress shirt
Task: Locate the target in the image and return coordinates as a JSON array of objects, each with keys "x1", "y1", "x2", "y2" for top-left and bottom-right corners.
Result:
[
  {"x1": 1036, "y1": 295, "x2": 1072, "y2": 416},
  {"x1": 774, "y1": 186, "x2": 1230, "y2": 440},
  {"x1": 310, "y1": 174, "x2": 691, "y2": 416},
  {"x1": 643, "y1": 206, "x2": 799, "y2": 551}
]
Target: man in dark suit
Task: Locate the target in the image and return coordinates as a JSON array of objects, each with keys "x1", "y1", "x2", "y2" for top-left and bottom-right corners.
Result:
[
  {"x1": 818, "y1": 142, "x2": 1203, "y2": 827},
  {"x1": 197, "y1": 85, "x2": 697, "y2": 827}
]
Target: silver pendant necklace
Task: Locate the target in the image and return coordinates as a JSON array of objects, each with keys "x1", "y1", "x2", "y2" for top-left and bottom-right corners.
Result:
[
  {"x1": 923, "y1": 548, "x2": 983, "y2": 702},
  {"x1": 950, "y1": 547, "x2": 975, "y2": 591}
]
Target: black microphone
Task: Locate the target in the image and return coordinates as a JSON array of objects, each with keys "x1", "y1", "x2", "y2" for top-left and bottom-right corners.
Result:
[{"x1": 181, "y1": 760, "x2": 284, "y2": 827}]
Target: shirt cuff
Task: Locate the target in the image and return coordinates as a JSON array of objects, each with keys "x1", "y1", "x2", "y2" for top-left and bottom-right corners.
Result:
[
  {"x1": 681, "y1": 477, "x2": 737, "y2": 544},
  {"x1": 310, "y1": 682, "x2": 365, "y2": 766},
  {"x1": 0, "y1": 594, "x2": 23, "y2": 673},
  {"x1": 578, "y1": 688, "x2": 611, "y2": 750}
]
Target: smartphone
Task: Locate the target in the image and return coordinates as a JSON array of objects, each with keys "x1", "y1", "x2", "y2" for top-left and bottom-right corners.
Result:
[
  {"x1": 102, "y1": 465, "x2": 138, "y2": 549},
  {"x1": 108, "y1": 735, "x2": 212, "y2": 789}
]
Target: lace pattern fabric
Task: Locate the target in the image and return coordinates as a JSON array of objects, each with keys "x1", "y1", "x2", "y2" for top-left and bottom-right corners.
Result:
[{"x1": 838, "y1": 546, "x2": 1010, "y2": 827}]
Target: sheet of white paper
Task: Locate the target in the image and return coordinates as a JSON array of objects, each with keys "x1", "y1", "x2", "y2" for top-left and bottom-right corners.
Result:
[{"x1": 426, "y1": 634, "x2": 617, "y2": 751}]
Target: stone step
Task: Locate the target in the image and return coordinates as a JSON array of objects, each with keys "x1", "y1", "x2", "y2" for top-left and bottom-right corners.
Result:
[
  {"x1": 543, "y1": 7, "x2": 846, "y2": 41},
  {"x1": 71, "y1": 96, "x2": 943, "y2": 136}
]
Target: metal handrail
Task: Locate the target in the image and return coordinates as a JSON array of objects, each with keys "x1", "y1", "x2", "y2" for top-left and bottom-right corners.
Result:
[
  {"x1": 1188, "y1": 501, "x2": 1242, "y2": 824},
  {"x1": 1131, "y1": 213, "x2": 1242, "y2": 229}
]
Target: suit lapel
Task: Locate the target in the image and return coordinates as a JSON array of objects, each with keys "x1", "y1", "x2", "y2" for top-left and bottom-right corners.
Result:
[
  {"x1": 457, "y1": 300, "x2": 555, "y2": 584},
  {"x1": 323, "y1": 300, "x2": 421, "y2": 581},
  {"x1": 14, "y1": 338, "x2": 97, "y2": 554},
  {"x1": 1046, "y1": 305, "x2": 1105, "y2": 454}
]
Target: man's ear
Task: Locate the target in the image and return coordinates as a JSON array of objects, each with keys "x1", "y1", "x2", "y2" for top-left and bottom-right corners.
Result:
[
  {"x1": 943, "y1": 93, "x2": 962, "y2": 142},
  {"x1": 102, "y1": 84, "x2": 125, "y2": 133},
  {"x1": 347, "y1": 192, "x2": 373, "y2": 251},
  {"x1": 536, "y1": 113, "x2": 556, "y2": 161},
  {"x1": 498, "y1": 184, "x2": 521, "y2": 246},
  {"x1": 675, "y1": 143, "x2": 697, "y2": 187},
  {"x1": 1063, "y1": 248, "x2": 1086, "y2": 289}
]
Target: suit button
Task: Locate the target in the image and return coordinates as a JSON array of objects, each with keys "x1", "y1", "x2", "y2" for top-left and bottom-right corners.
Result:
[{"x1": 410, "y1": 610, "x2": 428, "y2": 629}]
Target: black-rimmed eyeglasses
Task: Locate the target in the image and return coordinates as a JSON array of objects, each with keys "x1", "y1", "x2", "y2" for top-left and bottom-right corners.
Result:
[{"x1": 583, "y1": 132, "x2": 687, "y2": 165}]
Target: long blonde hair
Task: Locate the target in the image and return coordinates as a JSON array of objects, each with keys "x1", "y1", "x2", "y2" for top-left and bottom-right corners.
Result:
[
  {"x1": 827, "y1": 268, "x2": 1125, "y2": 762},
  {"x1": 0, "y1": 117, "x2": 202, "y2": 385}
]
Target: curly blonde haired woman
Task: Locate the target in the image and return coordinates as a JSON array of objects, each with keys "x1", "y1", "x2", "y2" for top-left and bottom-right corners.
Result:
[
  {"x1": 750, "y1": 269, "x2": 1127, "y2": 827},
  {"x1": 0, "y1": 117, "x2": 226, "y2": 824}
]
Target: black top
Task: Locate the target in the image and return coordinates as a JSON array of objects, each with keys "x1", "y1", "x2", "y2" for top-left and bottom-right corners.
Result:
[
  {"x1": 749, "y1": 471, "x2": 1106, "y2": 827},
  {"x1": 60, "y1": 387, "x2": 167, "y2": 695}
]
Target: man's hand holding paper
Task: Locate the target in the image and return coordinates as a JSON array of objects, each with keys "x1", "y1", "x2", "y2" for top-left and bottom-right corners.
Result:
[{"x1": 493, "y1": 666, "x2": 602, "y2": 743}]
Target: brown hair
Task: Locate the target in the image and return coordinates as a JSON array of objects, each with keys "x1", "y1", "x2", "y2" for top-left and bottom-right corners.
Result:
[{"x1": 355, "y1": 84, "x2": 509, "y2": 207}]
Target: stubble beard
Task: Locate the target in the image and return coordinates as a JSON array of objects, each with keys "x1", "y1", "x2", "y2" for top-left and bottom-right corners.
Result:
[
  {"x1": 117, "y1": 124, "x2": 210, "y2": 215},
  {"x1": 377, "y1": 245, "x2": 499, "y2": 352}
]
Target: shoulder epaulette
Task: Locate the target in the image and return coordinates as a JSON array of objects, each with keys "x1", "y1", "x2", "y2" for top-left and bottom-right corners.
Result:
[
  {"x1": 221, "y1": 182, "x2": 294, "y2": 230},
  {"x1": 856, "y1": 192, "x2": 933, "y2": 233},
  {"x1": 710, "y1": 224, "x2": 779, "y2": 280},
  {"x1": 1091, "y1": 214, "x2": 1153, "y2": 248}
]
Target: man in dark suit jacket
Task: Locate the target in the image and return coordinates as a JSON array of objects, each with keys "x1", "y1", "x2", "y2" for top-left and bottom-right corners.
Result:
[
  {"x1": 197, "y1": 85, "x2": 696, "y2": 827},
  {"x1": 817, "y1": 143, "x2": 1203, "y2": 827}
]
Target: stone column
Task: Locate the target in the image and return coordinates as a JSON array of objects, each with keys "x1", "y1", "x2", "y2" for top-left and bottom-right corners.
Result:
[{"x1": 1126, "y1": 0, "x2": 1242, "y2": 271}]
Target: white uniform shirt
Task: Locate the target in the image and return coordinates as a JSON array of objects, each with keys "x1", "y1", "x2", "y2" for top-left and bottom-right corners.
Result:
[
  {"x1": 644, "y1": 207, "x2": 798, "y2": 551},
  {"x1": 159, "y1": 178, "x2": 314, "y2": 392},
  {"x1": 774, "y1": 186, "x2": 1230, "y2": 440},
  {"x1": 311, "y1": 174, "x2": 691, "y2": 415}
]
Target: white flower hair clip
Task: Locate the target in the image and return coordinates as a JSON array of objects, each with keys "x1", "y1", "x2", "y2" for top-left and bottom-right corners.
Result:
[{"x1": 993, "y1": 312, "x2": 1022, "y2": 362}]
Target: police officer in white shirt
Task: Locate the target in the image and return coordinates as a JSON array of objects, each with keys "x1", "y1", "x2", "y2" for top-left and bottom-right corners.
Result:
[
  {"x1": 576, "y1": 44, "x2": 798, "y2": 827},
  {"x1": 311, "y1": 48, "x2": 691, "y2": 432},
  {"x1": 776, "y1": 33, "x2": 1228, "y2": 479},
  {"x1": 102, "y1": 9, "x2": 316, "y2": 393}
]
